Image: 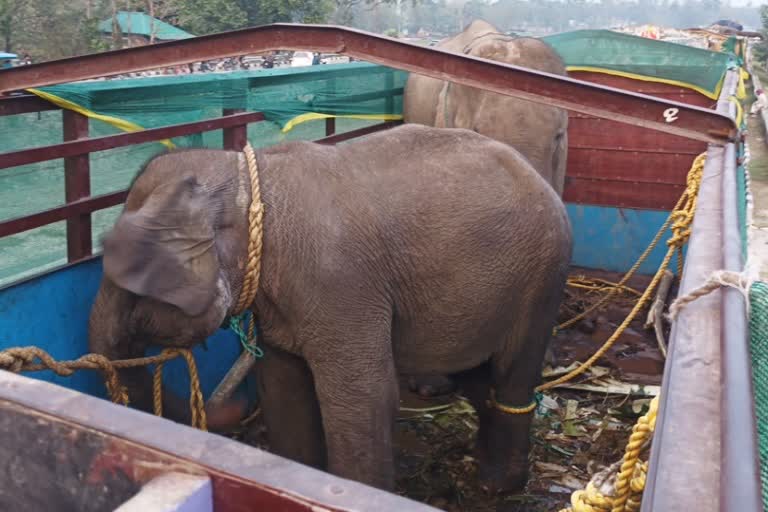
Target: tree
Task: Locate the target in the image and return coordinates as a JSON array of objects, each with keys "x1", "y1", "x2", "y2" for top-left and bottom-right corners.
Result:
[
  {"x1": 176, "y1": 0, "x2": 247, "y2": 34},
  {"x1": 0, "y1": 0, "x2": 33, "y2": 52},
  {"x1": 239, "y1": 0, "x2": 333, "y2": 26}
]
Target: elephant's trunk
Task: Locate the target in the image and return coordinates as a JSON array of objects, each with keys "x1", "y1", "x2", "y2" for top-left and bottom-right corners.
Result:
[{"x1": 88, "y1": 279, "x2": 193, "y2": 423}]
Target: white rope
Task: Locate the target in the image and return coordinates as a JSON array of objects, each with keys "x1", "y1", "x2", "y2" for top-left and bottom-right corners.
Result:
[{"x1": 667, "y1": 268, "x2": 755, "y2": 321}]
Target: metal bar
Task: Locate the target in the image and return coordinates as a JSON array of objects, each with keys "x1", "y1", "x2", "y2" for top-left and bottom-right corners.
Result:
[
  {"x1": 325, "y1": 117, "x2": 336, "y2": 136},
  {"x1": 222, "y1": 109, "x2": 248, "y2": 150},
  {"x1": 0, "y1": 94, "x2": 59, "y2": 116},
  {"x1": 0, "y1": 112, "x2": 265, "y2": 170},
  {"x1": 717, "y1": 70, "x2": 763, "y2": 512},
  {"x1": 63, "y1": 110, "x2": 92, "y2": 262},
  {"x1": 0, "y1": 190, "x2": 128, "y2": 238},
  {"x1": 0, "y1": 24, "x2": 737, "y2": 144},
  {"x1": 642, "y1": 69, "x2": 749, "y2": 512},
  {"x1": 720, "y1": 142, "x2": 762, "y2": 512},
  {"x1": 316, "y1": 120, "x2": 401, "y2": 145},
  {"x1": 641, "y1": 145, "x2": 724, "y2": 512}
]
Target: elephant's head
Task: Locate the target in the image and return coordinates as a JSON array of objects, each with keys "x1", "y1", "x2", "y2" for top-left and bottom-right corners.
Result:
[{"x1": 88, "y1": 150, "x2": 250, "y2": 425}]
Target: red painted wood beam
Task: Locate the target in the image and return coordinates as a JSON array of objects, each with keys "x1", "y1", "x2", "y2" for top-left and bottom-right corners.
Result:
[
  {"x1": 0, "y1": 112, "x2": 265, "y2": 170},
  {"x1": 0, "y1": 121, "x2": 398, "y2": 238},
  {"x1": 0, "y1": 190, "x2": 128, "y2": 238},
  {"x1": 0, "y1": 24, "x2": 737, "y2": 144},
  {"x1": 0, "y1": 94, "x2": 59, "y2": 116},
  {"x1": 63, "y1": 110, "x2": 92, "y2": 262}
]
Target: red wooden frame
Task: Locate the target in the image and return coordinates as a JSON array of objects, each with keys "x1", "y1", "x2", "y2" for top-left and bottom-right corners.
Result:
[
  {"x1": 563, "y1": 72, "x2": 711, "y2": 210},
  {"x1": 0, "y1": 95, "x2": 398, "y2": 260}
]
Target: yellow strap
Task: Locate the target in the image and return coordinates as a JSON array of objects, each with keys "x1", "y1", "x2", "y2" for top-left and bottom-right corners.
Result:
[
  {"x1": 486, "y1": 388, "x2": 537, "y2": 414},
  {"x1": 729, "y1": 96, "x2": 744, "y2": 127},
  {"x1": 27, "y1": 88, "x2": 175, "y2": 149},
  {"x1": 566, "y1": 66, "x2": 723, "y2": 100},
  {"x1": 281, "y1": 112, "x2": 403, "y2": 133}
]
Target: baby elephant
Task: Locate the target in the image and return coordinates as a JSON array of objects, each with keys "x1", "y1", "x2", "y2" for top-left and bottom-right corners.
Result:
[{"x1": 88, "y1": 124, "x2": 572, "y2": 492}]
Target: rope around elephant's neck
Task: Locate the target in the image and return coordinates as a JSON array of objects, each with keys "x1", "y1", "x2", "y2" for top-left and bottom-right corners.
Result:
[{"x1": 233, "y1": 142, "x2": 264, "y2": 316}]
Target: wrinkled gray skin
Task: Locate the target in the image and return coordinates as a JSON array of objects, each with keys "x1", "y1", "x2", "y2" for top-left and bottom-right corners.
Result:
[
  {"x1": 403, "y1": 19, "x2": 569, "y2": 196},
  {"x1": 89, "y1": 124, "x2": 572, "y2": 493}
]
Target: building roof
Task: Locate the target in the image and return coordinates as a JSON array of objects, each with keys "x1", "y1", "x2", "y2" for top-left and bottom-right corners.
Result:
[{"x1": 98, "y1": 11, "x2": 194, "y2": 40}]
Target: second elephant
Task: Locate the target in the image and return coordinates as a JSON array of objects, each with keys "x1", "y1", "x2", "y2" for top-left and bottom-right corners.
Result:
[{"x1": 403, "y1": 20, "x2": 569, "y2": 196}]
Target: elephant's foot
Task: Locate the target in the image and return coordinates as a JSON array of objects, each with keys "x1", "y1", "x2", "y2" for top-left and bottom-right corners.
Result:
[
  {"x1": 406, "y1": 374, "x2": 456, "y2": 397},
  {"x1": 477, "y1": 459, "x2": 529, "y2": 494}
]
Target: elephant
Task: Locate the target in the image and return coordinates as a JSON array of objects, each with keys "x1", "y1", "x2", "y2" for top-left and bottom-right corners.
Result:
[
  {"x1": 88, "y1": 124, "x2": 572, "y2": 493},
  {"x1": 403, "y1": 19, "x2": 569, "y2": 196}
]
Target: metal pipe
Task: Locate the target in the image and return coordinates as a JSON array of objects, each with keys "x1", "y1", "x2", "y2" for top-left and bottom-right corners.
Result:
[
  {"x1": 0, "y1": 24, "x2": 737, "y2": 144},
  {"x1": 720, "y1": 141, "x2": 762, "y2": 512},
  {"x1": 641, "y1": 144, "x2": 725, "y2": 511}
]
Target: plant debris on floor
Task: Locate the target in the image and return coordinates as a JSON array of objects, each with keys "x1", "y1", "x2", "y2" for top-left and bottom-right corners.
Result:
[{"x1": 228, "y1": 269, "x2": 666, "y2": 512}]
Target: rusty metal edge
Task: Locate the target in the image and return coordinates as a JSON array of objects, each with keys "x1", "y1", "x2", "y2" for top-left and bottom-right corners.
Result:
[
  {"x1": 0, "y1": 24, "x2": 736, "y2": 144},
  {"x1": 0, "y1": 370, "x2": 437, "y2": 512}
]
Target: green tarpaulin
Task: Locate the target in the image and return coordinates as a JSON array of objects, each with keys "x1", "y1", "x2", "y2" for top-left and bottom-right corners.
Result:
[{"x1": 542, "y1": 29, "x2": 735, "y2": 99}]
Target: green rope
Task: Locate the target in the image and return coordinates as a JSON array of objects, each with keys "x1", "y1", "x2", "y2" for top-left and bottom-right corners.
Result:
[{"x1": 229, "y1": 313, "x2": 264, "y2": 359}]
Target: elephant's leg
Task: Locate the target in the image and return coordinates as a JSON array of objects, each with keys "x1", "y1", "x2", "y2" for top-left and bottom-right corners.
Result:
[
  {"x1": 476, "y1": 320, "x2": 553, "y2": 493},
  {"x1": 307, "y1": 320, "x2": 399, "y2": 490},
  {"x1": 256, "y1": 343, "x2": 326, "y2": 469}
]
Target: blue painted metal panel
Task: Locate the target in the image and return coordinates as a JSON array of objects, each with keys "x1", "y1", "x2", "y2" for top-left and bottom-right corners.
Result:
[
  {"x1": 566, "y1": 204, "x2": 683, "y2": 275},
  {"x1": 0, "y1": 203, "x2": 677, "y2": 401},
  {"x1": 0, "y1": 258, "x2": 246, "y2": 401}
]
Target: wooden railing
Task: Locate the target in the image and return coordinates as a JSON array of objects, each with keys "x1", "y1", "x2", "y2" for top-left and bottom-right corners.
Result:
[{"x1": 0, "y1": 93, "x2": 400, "y2": 262}]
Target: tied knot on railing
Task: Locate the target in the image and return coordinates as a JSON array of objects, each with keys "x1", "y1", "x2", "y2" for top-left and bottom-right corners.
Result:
[{"x1": 0, "y1": 346, "x2": 207, "y2": 430}]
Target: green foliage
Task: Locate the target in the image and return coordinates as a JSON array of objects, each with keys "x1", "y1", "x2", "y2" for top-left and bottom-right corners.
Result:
[
  {"x1": 238, "y1": 0, "x2": 333, "y2": 26},
  {"x1": 176, "y1": 0, "x2": 247, "y2": 34},
  {"x1": 0, "y1": 0, "x2": 33, "y2": 52},
  {"x1": 752, "y1": 4, "x2": 768, "y2": 66}
]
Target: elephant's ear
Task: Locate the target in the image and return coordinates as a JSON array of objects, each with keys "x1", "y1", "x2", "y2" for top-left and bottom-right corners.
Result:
[{"x1": 103, "y1": 177, "x2": 219, "y2": 317}]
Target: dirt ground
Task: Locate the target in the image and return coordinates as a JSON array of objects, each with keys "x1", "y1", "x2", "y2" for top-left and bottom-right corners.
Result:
[{"x1": 229, "y1": 269, "x2": 664, "y2": 512}]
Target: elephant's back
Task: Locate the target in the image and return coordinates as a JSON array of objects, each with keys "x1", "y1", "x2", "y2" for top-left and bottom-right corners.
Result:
[{"x1": 336, "y1": 124, "x2": 572, "y2": 268}]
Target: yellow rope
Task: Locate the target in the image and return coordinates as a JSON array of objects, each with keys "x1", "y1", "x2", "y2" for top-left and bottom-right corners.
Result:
[
  {"x1": 559, "y1": 396, "x2": 659, "y2": 512},
  {"x1": 232, "y1": 142, "x2": 264, "y2": 315},
  {"x1": 538, "y1": 152, "x2": 705, "y2": 393},
  {"x1": 151, "y1": 348, "x2": 207, "y2": 430},
  {"x1": 556, "y1": 153, "x2": 703, "y2": 512},
  {"x1": 0, "y1": 142, "x2": 264, "y2": 431},
  {"x1": 0, "y1": 346, "x2": 208, "y2": 430},
  {"x1": 487, "y1": 388, "x2": 537, "y2": 414},
  {"x1": 565, "y1": 277, "x2": 642, "y2": 297}
]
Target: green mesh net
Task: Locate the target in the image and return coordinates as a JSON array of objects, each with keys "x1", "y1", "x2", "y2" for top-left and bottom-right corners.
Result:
[
  {"x1": 0, "y1": 63, "x2": 406, "y2": 285},
  {"x1": 542, "y1": 30, "x2": 735, "y2": 99},
  {"x1": 750, "y1": 281, "x2": 768, "y2": 509}
]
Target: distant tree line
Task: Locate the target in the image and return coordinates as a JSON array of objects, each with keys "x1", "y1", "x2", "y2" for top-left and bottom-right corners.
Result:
[{"x1": 0, "y1": 0, "x2": 761, "y2": 62}]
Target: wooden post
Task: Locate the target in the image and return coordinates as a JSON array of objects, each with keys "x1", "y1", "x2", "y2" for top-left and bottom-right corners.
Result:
[
  {"x1": 385, "y1": 70, "x2": 395, "y2": 115},
  {"x1": 324, "y1": 117, "x2": 336, "y2": 136},
  {"x1": 63, "y1": 110, "x2": 91, "y2": 262},
  {"x1": 222, "y1": 109, "x2": 247, "y2": 150}
]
